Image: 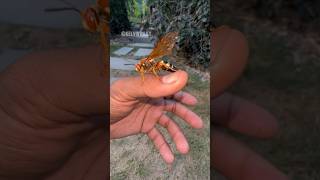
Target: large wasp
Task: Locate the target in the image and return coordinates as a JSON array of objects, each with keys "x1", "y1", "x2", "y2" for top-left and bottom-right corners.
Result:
[{"x1": 135, "y1": 32, "x2": 179, "y2": 82}]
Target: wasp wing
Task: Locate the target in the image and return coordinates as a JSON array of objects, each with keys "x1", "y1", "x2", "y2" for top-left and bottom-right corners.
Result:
[{"x1": 146, "y1": 32, "x2": 179, "y2": 60}]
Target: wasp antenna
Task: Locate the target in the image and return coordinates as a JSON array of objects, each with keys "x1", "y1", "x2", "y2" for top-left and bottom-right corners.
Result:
[
  {"x1": 124, "y1": 64, "x2": 135, "y2": 66},
  {"x1": 44, "y1": 7, "x2": 81, "y2": 14},
  {"x1": 45, "y1": 0, "x2": 81, "y2": 14}
]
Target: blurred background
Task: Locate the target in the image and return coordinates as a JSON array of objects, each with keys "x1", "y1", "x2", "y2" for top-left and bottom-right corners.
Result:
[
  {"x1": 0, "y1": 0, "x2": 95, "y2": 28},
  {"x1": 0, "y1": 0, "x2": 98, "y2": 71},
  {"x1": 213, "y1": 0, "x2": 320, "y2": 179}
]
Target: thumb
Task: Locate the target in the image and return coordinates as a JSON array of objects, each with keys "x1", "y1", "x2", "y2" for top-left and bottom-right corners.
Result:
[{"x1": 111, "y1": 70, "x2": 188, "y2": 99}]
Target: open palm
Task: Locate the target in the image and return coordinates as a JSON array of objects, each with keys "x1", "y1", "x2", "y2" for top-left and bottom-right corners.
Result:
[{"x1": 110, "y1": 71, "x2": 203, "y2": 163}]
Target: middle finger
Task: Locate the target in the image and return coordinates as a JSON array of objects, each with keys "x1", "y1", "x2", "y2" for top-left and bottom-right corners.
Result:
[
  {"x1": 165, "y1": 91, "x2": 198, "y2": 106},
  {"x1": 163, "y1": 100, "x2": 203, "y2": 129},
  {"x1": 158, "y1": 114, "x2": 189, "y2": 154}
]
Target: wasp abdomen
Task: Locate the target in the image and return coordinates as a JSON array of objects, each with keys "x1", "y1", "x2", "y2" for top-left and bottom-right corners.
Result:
[{"x1": 160, "y1": 60, "x2": 177, "y2": 72}]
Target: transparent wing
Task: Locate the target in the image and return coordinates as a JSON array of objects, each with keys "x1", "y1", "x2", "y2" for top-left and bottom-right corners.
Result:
[{"x1": 147, "y1": 32, "x2": 179, "y2": 60}]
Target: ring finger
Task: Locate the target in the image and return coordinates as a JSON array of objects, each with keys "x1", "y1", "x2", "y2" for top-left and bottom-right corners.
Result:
[
  {"x1": 158, "y1": 114, "x2": 189, "y2": 154},
  {"x1": 147, "y1": 127, "x2": 174, "y2": 164}
]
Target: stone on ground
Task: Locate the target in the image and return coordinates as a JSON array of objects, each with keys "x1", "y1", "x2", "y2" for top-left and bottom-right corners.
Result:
[
  {"x1": 113, "y1": 47, "x2": 134, "y2": 56},
  {"x1": 110, "y1": 57, "x2": 137, "y2": 71},
  {"x1": 128, "y1": 43, "x2": 154, "y2": 48},
  {"x1": 134, "y1": 48, "x2": 152, "y2": 57}
]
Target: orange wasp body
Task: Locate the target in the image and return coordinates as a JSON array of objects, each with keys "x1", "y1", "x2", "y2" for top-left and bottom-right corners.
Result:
[
  {"x1": 45, "y1": 0, "x2": 109, "y2": 75},
  {"x1": 135, "y1": 32, "x2": 179, "y2": 82}
]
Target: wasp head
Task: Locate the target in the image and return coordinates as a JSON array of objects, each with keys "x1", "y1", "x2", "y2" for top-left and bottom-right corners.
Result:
[{"x1": 135, "y1": 63, "x2": 141, "y2": 72}]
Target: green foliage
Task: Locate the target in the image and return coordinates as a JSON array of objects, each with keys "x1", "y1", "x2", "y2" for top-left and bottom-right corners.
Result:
[
  {"x1": 110, "y1": 0, "x2": 131, "y2": 34},
  {"x1": 127, "y1": 0, "x2": 150, "y2": 19},
  {"x1": 126, "y1": 0, "x2": 140, "y2": 18},
  {"x1": 142, "y1": 0, "x2": 148, "y2": 17},
  {"x1": 133, "y1": 0, "x2": 140, "y2": 17},
  {"x1": 147, "y1": 0, "x2": 210, "y2": 69}
]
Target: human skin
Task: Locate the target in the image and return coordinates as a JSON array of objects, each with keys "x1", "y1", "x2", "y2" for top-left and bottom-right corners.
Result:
[
  {"x1": 211, "y1": 27, "x2": 289, "y2": 179},
  {"x1": 212, "y1": 93, "x2": 289, "y2": 180},
  {"x1": 110, "y1": 71, "x2": 203, "y2": 163},
  {"x1": 0, "y1": 46, "x2": 107, "y2": 180},
  {"x1": 0, "y1": 45, "x2": 203, "y2": 179},
  {"x1": 0, "y1": 30, "x2": 289, "y2": 179}
]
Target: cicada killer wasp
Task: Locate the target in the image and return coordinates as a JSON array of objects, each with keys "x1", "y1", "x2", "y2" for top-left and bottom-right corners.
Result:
[
  {"x1": 135, "y1": 32, "x2": 179, "y2": 82},
  {"x1": 45, "y1": 0, "x2": 109, "y2": 76}
]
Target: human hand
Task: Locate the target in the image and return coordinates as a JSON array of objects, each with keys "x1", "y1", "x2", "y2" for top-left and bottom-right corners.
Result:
[
  {"x1": 110, "y1": 71, "x2": 203, "y2": 164},
  {"x1": 0, "y1": 46, "x2": 107, "y2": 180},
  {"x1": 212, "y1": 26, "x2": 288, "y2": 179},
  {"x1": 212, "y1": 93, "x2": 288, "y2": 180}
]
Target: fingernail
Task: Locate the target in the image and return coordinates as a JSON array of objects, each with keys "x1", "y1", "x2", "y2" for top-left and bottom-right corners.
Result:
[{"x1": 162, "y1": 73, "x2": 177, "y2": 84}]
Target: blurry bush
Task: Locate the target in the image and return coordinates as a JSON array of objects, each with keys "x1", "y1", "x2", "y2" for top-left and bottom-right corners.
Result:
[
  {"x1": 255, "y1": 0, "x2": 320, "y2": 22},
  {"x1": 147, "y1": 0, "x2": 210, "y2": 70},
  {"x1": 110, "y1": 0, "x2": 132, "y2": 34}
]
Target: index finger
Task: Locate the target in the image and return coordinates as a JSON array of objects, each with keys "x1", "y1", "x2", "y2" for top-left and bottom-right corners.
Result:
[{"x1": 164, "y1": 100, "x2": 203, "y2": 129}]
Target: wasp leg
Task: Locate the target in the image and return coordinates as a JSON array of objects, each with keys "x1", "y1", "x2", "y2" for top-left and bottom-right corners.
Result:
[
  {"x1": 153, "y1": 67, "x2": 162, "y2": 81},
  {"x1": 152, "y1": 62, "x2": 162, "y2": 81},
  {"x1": 152, "y1": 66, "x2": 159, "y2": 77},
  {"x1": 140, "y1": 71, "x2": 145, "y2": 83},
  {"x1": 138, "y1": 66, "x2": 145, "y2": 83}
]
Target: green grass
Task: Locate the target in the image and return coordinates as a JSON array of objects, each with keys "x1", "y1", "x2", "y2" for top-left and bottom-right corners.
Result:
[
  {"x1": 136, "y1": 162, "x2": 150, "y2": 177},
  {"x1": 112, "y1": 171, "x2": 129, "y2": 180}
]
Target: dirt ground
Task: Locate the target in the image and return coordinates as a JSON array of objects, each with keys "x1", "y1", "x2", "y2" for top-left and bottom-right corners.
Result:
[{"x1": 213, "y1": 2, "x2": 320, "y2": 179}]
